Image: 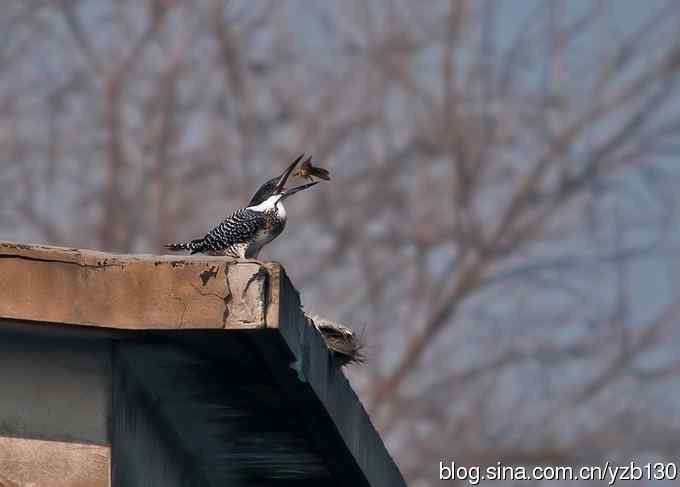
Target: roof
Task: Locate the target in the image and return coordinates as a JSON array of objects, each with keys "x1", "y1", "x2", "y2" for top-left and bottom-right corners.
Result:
[{"x1": 0, "y1": 241, "x2": 406, "y2": 487}]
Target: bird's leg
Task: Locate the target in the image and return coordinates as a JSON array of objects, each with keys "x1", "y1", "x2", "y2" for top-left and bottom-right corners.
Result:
[{"x1": 237, "y1": 246, "x2": 248, "y2": 259}]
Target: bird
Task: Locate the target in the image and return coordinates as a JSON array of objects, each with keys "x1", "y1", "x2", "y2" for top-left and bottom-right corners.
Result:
[
  {"x1": 306, "y1": 314, "x2": 365, "y2": 366},
  {"x1": 294, "y1": 155, "x2": 331, "y2": 182},
  {"x1": 165, "y1": 155, "x2": 318, "y2": 258}
]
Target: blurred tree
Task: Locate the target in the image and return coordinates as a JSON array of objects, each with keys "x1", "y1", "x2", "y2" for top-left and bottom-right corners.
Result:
[{"x1": 1, "y1": 1, "x2": 680, "y2": 485}]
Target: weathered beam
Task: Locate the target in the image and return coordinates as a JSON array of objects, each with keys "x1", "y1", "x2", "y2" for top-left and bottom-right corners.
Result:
[{"x1": 0, "y1": 242, "x2": 271, "y2": 330}]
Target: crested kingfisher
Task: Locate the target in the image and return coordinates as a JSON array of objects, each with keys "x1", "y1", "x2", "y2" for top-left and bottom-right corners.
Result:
[{"x1": 165, "y1": 155, "x2": 318, "y2": 258}]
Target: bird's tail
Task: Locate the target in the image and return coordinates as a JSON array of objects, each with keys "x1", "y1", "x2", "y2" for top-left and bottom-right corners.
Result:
[
  {"x1": 165, "y1": 239, "x2": 204, "y2": 254},
  {"x1": 308, "y1": 166, "x2": 331, "y2": 181},
  {"x1": 295, "y1": 156, "x2": 331, "y2": 181}
]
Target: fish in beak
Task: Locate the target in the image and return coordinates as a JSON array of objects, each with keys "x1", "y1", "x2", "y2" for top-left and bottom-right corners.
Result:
[{"x1": 275, "y1": 154, "x2": 319, "y2": 199}]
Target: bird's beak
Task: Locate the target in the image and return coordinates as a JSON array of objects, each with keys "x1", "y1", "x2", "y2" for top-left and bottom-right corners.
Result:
[
  {"x1": 281, "y1": 181, "x2": 318, "y2": 199},
  {"x1": 274, "y1": 154, "x2": 304, "y2": 194}
]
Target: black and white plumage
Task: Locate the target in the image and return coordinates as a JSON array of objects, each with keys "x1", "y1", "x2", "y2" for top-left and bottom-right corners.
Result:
[
  {"x1": 165, "y1": 204, "x2": 282, "y2": 258},
  {"x1": 166, "y1": 155, "x2": 318, "y2": 258}
]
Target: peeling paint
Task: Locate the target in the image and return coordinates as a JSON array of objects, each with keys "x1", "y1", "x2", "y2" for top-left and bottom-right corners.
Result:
[{"x1": 199, "y1": 266, "x2": 219, "y2": 287}]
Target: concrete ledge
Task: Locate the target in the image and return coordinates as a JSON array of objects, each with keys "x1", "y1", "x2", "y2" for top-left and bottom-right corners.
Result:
[{"x1": 0, "y1": 242, "x2": 273, "y2": 330}]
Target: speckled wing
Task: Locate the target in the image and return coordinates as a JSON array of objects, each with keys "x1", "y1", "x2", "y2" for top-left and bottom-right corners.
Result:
[{"x1": 199, "y1": 208, "x2": 267, "y2": 255}]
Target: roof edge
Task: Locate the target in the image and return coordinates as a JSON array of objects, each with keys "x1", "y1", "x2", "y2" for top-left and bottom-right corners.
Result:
[{"x1": 0, "y1": 241, "x2": 270, "y2": 331}]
